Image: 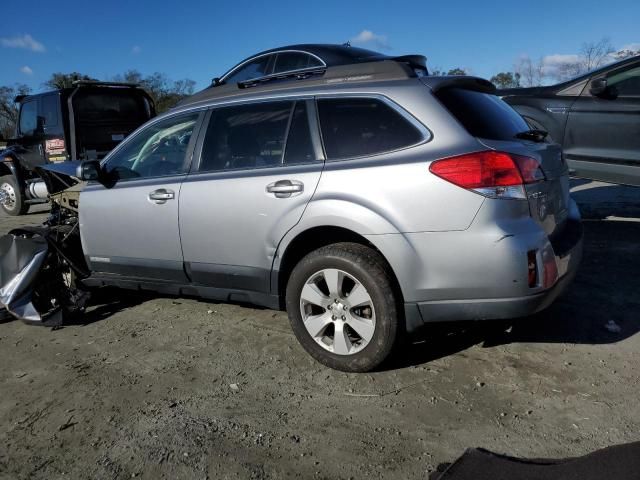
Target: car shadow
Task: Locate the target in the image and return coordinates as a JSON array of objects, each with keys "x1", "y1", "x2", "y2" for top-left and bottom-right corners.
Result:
[
  {"x1": 570, "y1": 179, "x2": 640, "y2": 219},
  {"x1": 388, "y1": 206, "x2": 640, "y2": 370},
  {"x1": 64, "y1": 287, "x2": 152, "y2": 326}
]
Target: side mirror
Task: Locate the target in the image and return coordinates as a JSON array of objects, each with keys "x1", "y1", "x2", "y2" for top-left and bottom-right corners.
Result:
[
  {"x1": 76, "y1": 160, "x2": 101, "y2": 181},
  {"x1": 589, "y1": 77, "x2": 608, "y2": 97}
]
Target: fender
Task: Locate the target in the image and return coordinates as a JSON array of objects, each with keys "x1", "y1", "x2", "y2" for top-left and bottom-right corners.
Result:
[
  {"x1": 0, "y1": 148, "x2": 26, "y2": 187},
  {"x1": 271, "y1": 198, "x2": 418, "y2": 292}
]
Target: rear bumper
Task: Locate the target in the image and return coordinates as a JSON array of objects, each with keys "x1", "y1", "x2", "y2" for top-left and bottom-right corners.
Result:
[{"x1": 402, "y1": 221, "x2": 583, "y2": 329}]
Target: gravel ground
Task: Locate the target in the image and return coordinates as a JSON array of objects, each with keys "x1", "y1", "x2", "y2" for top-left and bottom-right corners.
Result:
[{"x1": 1, "y1": 180, "x2": 639, "y2": 479}]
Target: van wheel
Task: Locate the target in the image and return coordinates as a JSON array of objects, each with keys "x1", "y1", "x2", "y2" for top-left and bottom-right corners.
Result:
[
  {"x1": 286, "y1": 242, "x2": 399, "y2": 372},
  {"x1": 0, "y1": 176, "x2": 29, "y2": 216}
]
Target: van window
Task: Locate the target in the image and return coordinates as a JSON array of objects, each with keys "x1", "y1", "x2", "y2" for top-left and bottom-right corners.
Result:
[
  {"x1": 19, "y1": 100, "x2": 38, "y2": 136},
  {"x1": 436, "y1": 88, "x2": 529, "y2": 141},
  {"x1": 317, "y1": 98, "x2": 423, "y2": 160},
  {"x1": 200, "y1": 101, "x2": 293, "y2": 171}
]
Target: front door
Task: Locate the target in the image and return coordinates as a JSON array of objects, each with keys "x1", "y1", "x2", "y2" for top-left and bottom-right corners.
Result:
[
  {"x1": 179, "y1": 99, "x2": 324, "y2": 294},
  {"x1": 16, "y1": 98, "x2": 46, "y2": 169},
  {"x1": 564, "y1": 61, "x2": 640, "y2": 185},
  {"x1": 79, "y1": 111, "x2": 203, "y2": 282}
]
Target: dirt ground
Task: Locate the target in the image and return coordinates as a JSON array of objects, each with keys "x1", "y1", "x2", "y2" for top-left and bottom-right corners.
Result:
[{"x1": 1, "y1": 180, "x2": 639, "y2": 479}]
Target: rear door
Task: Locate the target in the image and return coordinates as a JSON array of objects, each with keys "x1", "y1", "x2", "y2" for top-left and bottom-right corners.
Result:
[
  {"x1": 179, "y1": 99, "x2": 324, "y2": 294},
  {"x1": 563, "y1": 61, "x2": 640, "y2": 185},
  {"x1": 80, "y1": 111, "x2": 202, "y2": 281}
]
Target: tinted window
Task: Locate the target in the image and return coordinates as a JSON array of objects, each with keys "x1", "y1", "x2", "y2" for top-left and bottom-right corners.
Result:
[
  {"x1": 225, "y1": 56, "x2": 272, "y2": 83},
  {"x1": 41, "y1": 95, "x2": 59, "y2": 128},
  {"x1": 608, "y1": 66, "x2": 640, "y2": 97},
  {"x1": 436, "y1": 88, "x2": 529, "y2": 141},
  {"x1": 200, "y1": 102, "x2": 292, "y2": 172},
  {"x1": 104, "y1": 113, "x2": 198, "y2": 180},
  {"x1": 73, "y1": 91, "x2": 151, "y2": 123},
  {"x1": 317, "y1": 98, "x2": 423, "y2": 159},
  {"x1": 19, "y1": 100, "x2": 38, "y2": 135},
  {"x1": 284, "y1": 102, "x2": 317, "y2": 164},
  {"x1": 274, "y1": 52, "x2": 323, "y2": 74}
]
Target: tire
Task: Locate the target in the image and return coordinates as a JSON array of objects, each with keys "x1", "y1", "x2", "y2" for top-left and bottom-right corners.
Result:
[
  {"x1": 286, "y1": 242, "x2": 399, "y2": 372},
  {"x1": 0, "y1": 175, "x2": 29, "y2": 216}
]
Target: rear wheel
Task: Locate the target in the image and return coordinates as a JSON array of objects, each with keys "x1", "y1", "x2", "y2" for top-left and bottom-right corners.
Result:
[
  {"x1": 0, "y1": 175, "x2": 29, "y2": 216},
  {"x1": 286, "y1": 242, "x2": 399, "y2": 372}
]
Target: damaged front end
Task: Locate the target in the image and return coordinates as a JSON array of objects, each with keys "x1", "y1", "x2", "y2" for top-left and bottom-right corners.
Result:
[{"x1": 0, "y1": 163, "x2": 90, "y2": 325}]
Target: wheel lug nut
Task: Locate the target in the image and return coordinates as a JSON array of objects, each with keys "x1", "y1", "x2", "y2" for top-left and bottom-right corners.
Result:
[
  {"x1": 328, "y1": 305, "x2": 332, "y2": 310},
  {"x1": 332, "y1": 315, "x2": 336, "y2": 320},
  {"x1": 341, "y1": 315, "x2": 346, "y2": 320}
]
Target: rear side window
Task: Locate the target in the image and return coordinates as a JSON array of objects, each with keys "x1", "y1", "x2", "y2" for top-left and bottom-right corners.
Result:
[
  {"x1": 200, "y1": 101, "x2": 288, "y2": 171},
  {"x1": 200, "y1": 100, "x2": 319, "y2": 172},
  {"x1": 274, "y1": 52, "x2": 323, "y2": 74},
  {"x1": 225, "y1": 56, "x2": 272, "y2": 84},
  {"x1": 284, "y1": 102, "x2": 316, "y2": 164},
  {"x1": 436, "y1": 88, "x2": 529, "y2": 141},
  {"x1": 317, "y1": 98, "x2": 423, "y2": 160}
]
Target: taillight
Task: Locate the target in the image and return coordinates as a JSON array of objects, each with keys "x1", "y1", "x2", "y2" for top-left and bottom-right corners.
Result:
[{"x1": 429, "y1": 151, "x2": 545, "y2": 199}]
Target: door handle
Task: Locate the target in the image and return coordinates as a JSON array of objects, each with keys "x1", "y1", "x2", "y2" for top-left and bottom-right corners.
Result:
[
  {"x1": 266, "y1": 180, "x2": 304, "y2": 198},
  {"x1": 148, "y1": 188, "x2": 175, "y2": 204}
]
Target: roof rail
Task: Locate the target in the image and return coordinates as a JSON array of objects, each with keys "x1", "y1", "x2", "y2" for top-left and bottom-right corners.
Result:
[{"x1": 179, "y1": 60, "x2": 420, "y2": 108}]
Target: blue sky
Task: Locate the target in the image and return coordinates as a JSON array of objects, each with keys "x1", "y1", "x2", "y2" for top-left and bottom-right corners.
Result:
[{"x1": 1, "y1": 0, "x2": 639, "y2": 92}]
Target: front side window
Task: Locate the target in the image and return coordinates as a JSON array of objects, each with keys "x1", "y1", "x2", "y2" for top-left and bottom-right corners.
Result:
[
  {"x1": 317, "y1": 98, "x2": 424, "y2": 160},
  {"x1": 608, "y1": 65, "x2": 640, "y2": 97},
  {"x1": 19, "y1": 100, "x2": 38, "y2": 136},
  {"x1": 40, "y1": 95, "x2": 59, "y2": 128},
  {"x1": 200, "y1": 100, "x2": 318, "y2": 172},
  {"x1": 103, "y1": 113, "x2": 198, "y2": 180},
  {"x1": 273, "y1": 52, "x2": 323, "y2": 74},
  {"x1": 224, "y1": 56, "x2": 272, "y2": 84}
]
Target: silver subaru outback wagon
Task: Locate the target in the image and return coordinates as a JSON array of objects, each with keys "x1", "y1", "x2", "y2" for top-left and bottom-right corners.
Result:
[{"x1": 24, "y1": 45, "x2": 584, "y2": 372}]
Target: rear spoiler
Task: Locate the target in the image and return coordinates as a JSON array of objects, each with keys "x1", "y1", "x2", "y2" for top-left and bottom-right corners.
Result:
[
  {"x1": 390, "y1": 54, "x2": 428, "y2": 75},
  {"x1": 420, "y1": 76, "x2": 496, "y2": 94}
]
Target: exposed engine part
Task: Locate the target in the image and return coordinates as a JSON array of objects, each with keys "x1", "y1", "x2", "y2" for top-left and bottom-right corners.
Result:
[
  {"x1": 26, "y1": 181, "x2": 50, "y2": 200},
  {"x1": 49, "y1": 182, "x2": 84, "y2": 213},
  {"x1": 0, "y1": 224, "x2": 90, "y2": 325}
]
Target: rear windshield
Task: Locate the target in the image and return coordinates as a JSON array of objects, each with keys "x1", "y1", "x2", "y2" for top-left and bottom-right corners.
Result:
[
  {"x1": 73, "y1": 90, "x2": 152, "y2": 123},
  {"x1": 436, "y1": 88, "x2": 529, "y2": 141}
]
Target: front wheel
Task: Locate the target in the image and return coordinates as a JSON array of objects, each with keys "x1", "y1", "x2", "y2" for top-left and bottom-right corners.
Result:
[
  {"x1": 0, "y1": 175, "x2": 29, "y2": 216},
  {"x1": 286, "y1": 242, "x2": 400, "y2": 372}
]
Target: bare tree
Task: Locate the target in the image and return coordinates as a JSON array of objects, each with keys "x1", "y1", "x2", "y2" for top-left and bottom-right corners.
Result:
[
  {"x1": 553, "y1": 37, "x2": 614, "y2": 81},
  {"x1": 0, "y1": 84, "x2": 31, "y2": 139},
  {"x1": 515, "y1": 56, "x2": 544, "y2": 87},
  {"x1": 613, "y1": 47, "x2": 640, "y2": 60}
]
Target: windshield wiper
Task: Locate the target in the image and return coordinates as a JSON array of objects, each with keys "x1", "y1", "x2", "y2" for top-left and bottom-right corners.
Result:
[{"x1": 515, "y1": 129, "x2": 548, "y2": 142}]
